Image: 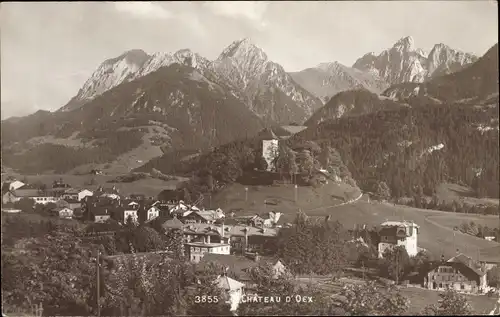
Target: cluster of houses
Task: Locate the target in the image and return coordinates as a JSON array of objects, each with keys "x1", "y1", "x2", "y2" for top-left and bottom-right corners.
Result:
[
  {"x1": 2, "y1": 179, "x2": 93, "y2": 218},
  {"x1": 2, "y1": 178, "x2": 499, "y2": 312}
]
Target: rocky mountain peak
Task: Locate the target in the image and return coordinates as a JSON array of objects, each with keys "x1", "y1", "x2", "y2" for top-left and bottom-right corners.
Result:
[
  {"x1": 316, "y1": 62, "x2": 345, "y2": 72},
  {"x1": 352, "y1": 36, "x2": 477, "y2": 84},
  {"x1": 218, "y1": 38, "x2": 268, "y2": 62},
  {"x1": 393, "y1": 36, "x2": 415, "y2": 51},
  {"x1": 59, "y1": 49, "x2": 150, "y2": 112}
]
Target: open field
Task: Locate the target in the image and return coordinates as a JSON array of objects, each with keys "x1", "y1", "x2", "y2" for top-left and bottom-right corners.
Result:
[
  {"x1": 436, "y1": 182, "x2": 499, "y2": 206},
  {"x1": 1, "y1": 173, "x2": 187, "y2": 198},
  {"x1": 305, "y1": 199, "x2": 500, "y2": 262},
  {"x1": 210, "y1": 181, "x2": 361, "y2": 221},
  {"x1": 425, "y1": 213, "x2": 499, "y2": 230}
]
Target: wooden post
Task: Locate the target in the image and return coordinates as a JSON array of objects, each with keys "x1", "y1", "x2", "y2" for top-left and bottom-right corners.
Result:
[{"x1": 97, "y1": 250, "x2": 101, "y2": 317}]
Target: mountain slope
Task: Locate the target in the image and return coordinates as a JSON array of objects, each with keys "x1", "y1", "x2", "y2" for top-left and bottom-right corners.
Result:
[
  {"x1": 213, "y1": 38, "x2": 323, "y2": 125},
  {"x1": 383, "y1": 43, "x2": 499, "y2": 104},
  {"x1": 305, "y1": 90, "x2": 405, "y2": 126},
  {"x1": 290, "y1": 62, "x2": 389, "y2": 101},
  {"x1": 60, "y1": 49, "x2": 150, "y2": 112},
  {"x1": 352, "y1": 36, "x2": 477, "y2": 85},
  {"x1": 2, "y1": 64, "x2": 265, "y2": 174}
]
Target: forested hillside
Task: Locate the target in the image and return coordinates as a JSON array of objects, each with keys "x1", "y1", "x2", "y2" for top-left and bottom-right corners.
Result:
[{"x1": 292, "y1": 103, "x2": 499, "y2": 199}]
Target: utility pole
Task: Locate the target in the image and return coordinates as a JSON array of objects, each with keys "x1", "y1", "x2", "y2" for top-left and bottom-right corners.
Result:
[
  {"x1": 396, "y1": 250, "x2": 399, "y2": 285},
  {"x1": 96, "y1": 250, "x2": 101, "y2": 317},
  {"x1": 362, "y1": 261, "x2": 365, "y2": 281}
]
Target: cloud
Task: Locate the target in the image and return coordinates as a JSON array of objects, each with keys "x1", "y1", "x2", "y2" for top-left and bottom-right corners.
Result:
[
  {"x1": 204, "y1": 1, "x2": 268, "y2": 26},
  {"x1": 114, "y1": 2, "x2": 172, "y2": 20}
]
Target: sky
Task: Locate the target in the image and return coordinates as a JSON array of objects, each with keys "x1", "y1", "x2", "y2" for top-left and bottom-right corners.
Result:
[{"x1": 1, "y1": 1, "x2": 498, "y2": 119}]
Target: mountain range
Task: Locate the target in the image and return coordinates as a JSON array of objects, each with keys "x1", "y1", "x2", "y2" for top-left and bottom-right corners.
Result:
[{"x1": 1, "y1": 36, "x2": 496, "y2": 175}]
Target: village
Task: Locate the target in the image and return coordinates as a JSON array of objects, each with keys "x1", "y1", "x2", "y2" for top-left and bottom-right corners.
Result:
[{"x1": 2, "y1": 174, "x2": 499, "y2": 314}]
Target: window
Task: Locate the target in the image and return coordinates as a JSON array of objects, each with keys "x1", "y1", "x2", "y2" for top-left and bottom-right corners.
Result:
[
  {"x1": 439, "y1": 283, "x2": 443, "y2": 288},
  {"x1": 461, "y1": 284, "x2": 465, "y2": 290}
]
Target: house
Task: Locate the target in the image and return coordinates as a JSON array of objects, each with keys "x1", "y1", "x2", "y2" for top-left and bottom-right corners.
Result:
[
  {"x1": 161, "y1": 222, "x2": 278, "y2": 256},
  {"x1": 214, "y1": 274, "x2": 245, "y2": 312},
  {"x1": 2, "y1": 180, "x2": 25, "y2": 192},
  {"x1": 185, "y1": 241, "x2": 231, "y2": 263},
  {"x1": 248, "y1": 211, "x2": 283, "y2": 228},
  {"x1": 424, "y1": 253, "x2": 488, "y2": 294},
  {"x1": 53, "y1": 207, "x2": 74, "y2": 219},
  {"x1": 158, "y1": 189, "x2": 184, "y2": 203},
  {"x1": 182, "y1": 209, "x2": 224, "y2": 224},
  {"x1": 116, "y1": 200, "x2": 139, "y2": 224},
  {"x1": 198, "y1": 253, "x2": 287, "y2": 284},
  {"x1": 56, "y1": 198, "x2": 81, "y2": 210},
  {"x1": 378, "y1": 221, "x2": 420, "y2": 258},
  {"x1": 144, "y1": 205, "x2": 160, "y2": 223},
  {"x1": 161, "y1": 216, "x2": 185, "y2": 232},
  {"x1": 95, "y1": 186, "x2": 121, "y2": 200},
  {"x1": 62, "y1": 188, "x2": 93, "y2": 201},
  {"x1": 2, "y1": 188, "x2": 57, "y2": 205},
  {"x1": 92, "y1": 206, "x2": 112, "y2": 223}
]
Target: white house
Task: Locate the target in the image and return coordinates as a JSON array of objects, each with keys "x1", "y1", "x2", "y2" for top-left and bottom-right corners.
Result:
[
  {"x1": 378, "y1": 221, "x2": 420, "y2": 258},
  {"x1": 214, "y1": 275, "x2": 245, "y2": 312},
  {"x1": 8, "y1": 180, "x2": 25, "y2": 191},
  {"x1": 54, "y1": 207, "x2": 74, "y2": 219},
  {"x1": 185, "y1": 241, "x2": 231, "y2": 263},
  {"x1": 145, "y1": 205, "x2": 160, "y2": 222},
  {"x1": 78, "y1": 189, "x2": 93, "y2": 201}
]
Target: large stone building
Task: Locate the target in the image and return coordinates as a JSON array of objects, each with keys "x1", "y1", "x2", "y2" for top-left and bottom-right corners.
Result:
[
  {"x1": 378, "y1": 221, "x2": 420, "y2": 257},
  {"x1": 424, "y1": 253, "x2": 488, "y2": 294}
]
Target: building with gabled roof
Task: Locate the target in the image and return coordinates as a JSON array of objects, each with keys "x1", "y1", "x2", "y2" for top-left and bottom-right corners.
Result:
[
  {"x1": 424, "y1": 253, "x2": 488, "y2": 294},
  {"x1": 2, "y1": 188, "x2": 57, "y2": 205},
  {"x1": 378, "y1": 220, "x2": 420, "y2": 258},
  {"x1": 214, "y1": 274, "x2": 245, "y2": 312}
]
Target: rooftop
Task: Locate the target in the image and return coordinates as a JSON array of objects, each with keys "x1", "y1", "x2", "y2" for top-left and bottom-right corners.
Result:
[
  {"x1": 380, "y1": 221, "x2": 420, "y2": 228},
  {"x1": 215, "y1": 275, "x2": 245, "y2": 291},
  {"x1": 186, "y1": 242, "x2": 230, "y2": 247},
  {"x1": 447, "y1": 253, "x2": 486, "y2": 276}
]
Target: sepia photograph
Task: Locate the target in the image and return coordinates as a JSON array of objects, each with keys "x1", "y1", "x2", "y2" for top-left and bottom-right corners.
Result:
[{"x1": 1, "y1": 1, "x2": 499, "y2": 316}]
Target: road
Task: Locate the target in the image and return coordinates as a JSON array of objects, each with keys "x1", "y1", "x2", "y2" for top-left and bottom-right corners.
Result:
[{"x1": 305, "y1": 191, "x2": 364, "y2": 213}]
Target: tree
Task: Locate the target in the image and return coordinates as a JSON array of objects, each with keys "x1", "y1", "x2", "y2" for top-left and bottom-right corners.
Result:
[
  {"x1": 379, "y1": 246, "x2": 411, "y2": 283},
  {"x1": 276, "y1": 217, "x2": 349, "y2": 276},
  {"x1": 487, "y1": 266, "x2": 500, "y2": 288},
  {"x1": 376, "y1": 181, "x2": 392, "y2": 200},
  {"x1": 2, "y1": 230, "x2": 97, "y2": 316},
  {"x1": 296, "y1": 149, "x2": 315, "y2": 179},
  {"x1": 423, "y1": 289, "x2": 473, "y2": 316},
  {"x1": 14, "y1": 197, "x2": 35, "y2": 212},
  {"x1": 182, "y1": 187, "x2": 192, "y2": 204},
  {"x1": 103, "y1": 256, "x2": 193, "y2": 316},
  {"x1": 131, "y1": 226, "x2": 165, "y2": 253},
  {"x1": 339, "y1": 281, "x2": 409, "y2": 316},
  {"x1": 254, "y1": 154, "x2": 268, "y2": 171},
  {"x1": 187, "y1": 263, "x2": 233, "y2": 316},
  {"x1": 238, "y1": 262, "x2": 339, "y2": 316}
]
